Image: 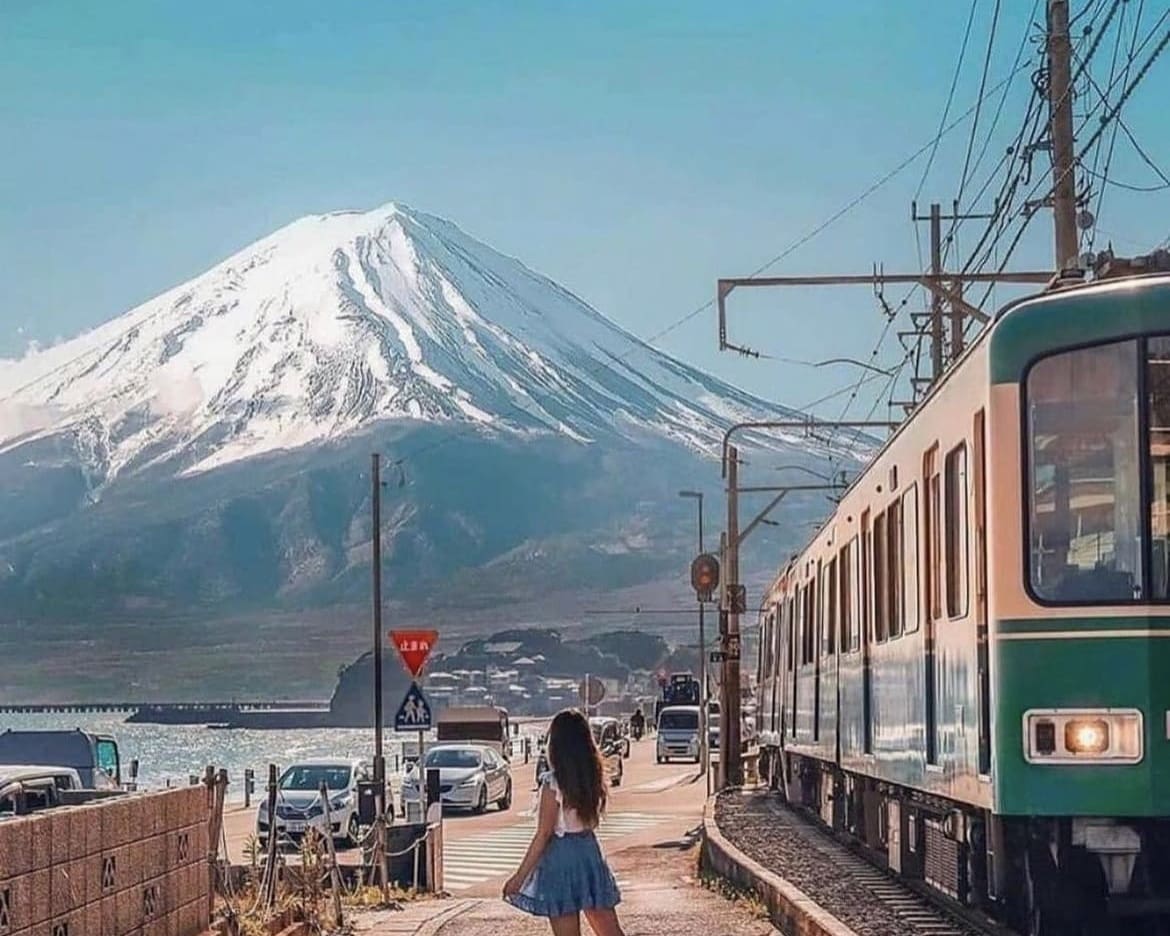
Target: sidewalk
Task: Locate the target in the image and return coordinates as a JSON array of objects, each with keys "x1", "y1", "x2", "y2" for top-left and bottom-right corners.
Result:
[{"x1": 353, "y1": 839, "x2": 781, "y2": 935}]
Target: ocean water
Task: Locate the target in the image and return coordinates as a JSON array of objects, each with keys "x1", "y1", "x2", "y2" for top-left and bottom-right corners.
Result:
[{"x1": 0, "y1": 712, "x2": 441, "y2": 802}]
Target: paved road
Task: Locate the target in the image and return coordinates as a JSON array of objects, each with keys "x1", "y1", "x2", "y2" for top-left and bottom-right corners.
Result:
[
  {"x1": 348, "y1": 744, "x2": 777, "y2": 935},
  {"x1": 222, "y1": 736, "x2": 711, "y2": 894}
]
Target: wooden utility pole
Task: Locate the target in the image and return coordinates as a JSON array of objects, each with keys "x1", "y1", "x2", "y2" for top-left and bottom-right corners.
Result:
[
  {"x1": 1047, "y1": 0, "x2": 1079, "y2": 271},
  {"x1": 370, "y1": 453, "x2": 389, "y2": 897},
  {"x1": 372, "y1": 453, "x2": 385, "y2": 789}
]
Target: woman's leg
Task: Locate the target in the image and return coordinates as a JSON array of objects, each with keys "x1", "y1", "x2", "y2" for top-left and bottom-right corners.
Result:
[
  {"x1": 549, "y1": 913, "x2": 582, "y2": 936},
  {"x1": 583, "y1": 908, "x2": 625, "y2": 936}
]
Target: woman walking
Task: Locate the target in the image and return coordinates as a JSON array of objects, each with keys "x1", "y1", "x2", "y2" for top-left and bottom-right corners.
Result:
[{"x1": 503, "y1": 708, "x2": 626, "y2": 936}]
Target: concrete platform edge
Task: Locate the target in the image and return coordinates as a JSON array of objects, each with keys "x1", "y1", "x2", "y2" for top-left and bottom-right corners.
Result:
[{"x1": 700, "y1": 792, "x2": 858, "y2": 936}]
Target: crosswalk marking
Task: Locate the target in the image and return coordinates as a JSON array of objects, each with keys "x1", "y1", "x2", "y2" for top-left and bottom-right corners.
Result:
[
  {"x1": 442, "y1": 812, "x2": 671, "y2": 891},
  {"x1": 629, "y1": 771, "x2": 694, "y2": 794}
]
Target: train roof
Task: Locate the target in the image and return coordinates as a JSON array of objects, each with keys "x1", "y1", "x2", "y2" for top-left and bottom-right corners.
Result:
[{"x1": 765, "y1": 271, "x2": 1170, "y2": 590}]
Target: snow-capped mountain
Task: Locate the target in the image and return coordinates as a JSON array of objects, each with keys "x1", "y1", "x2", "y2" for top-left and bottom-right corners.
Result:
[
  {"x1": 0, "y1": 201, "x2": 865, "y2": 691},
  {"x1": 0, "y1": 203, "x2": 831, "y2": 487}
]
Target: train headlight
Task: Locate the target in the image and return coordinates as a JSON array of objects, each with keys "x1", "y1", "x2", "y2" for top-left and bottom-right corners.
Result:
[
  {"x1": 1024, "y1": 709, "x2": 1143, "y2": 764},
  {"x1": 1065, "y1": 719, "x2": 1109, "y2": 754}
]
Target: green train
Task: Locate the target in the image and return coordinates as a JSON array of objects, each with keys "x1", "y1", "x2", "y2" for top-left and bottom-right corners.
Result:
[{"x1": 754, "y1": 264, "x2": 1170, "y2": 935}]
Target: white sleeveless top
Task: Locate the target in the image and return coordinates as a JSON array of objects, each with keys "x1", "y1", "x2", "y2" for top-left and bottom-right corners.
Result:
[{"x1": 536, "y1": 770, "x2": 590, "y2": 836}]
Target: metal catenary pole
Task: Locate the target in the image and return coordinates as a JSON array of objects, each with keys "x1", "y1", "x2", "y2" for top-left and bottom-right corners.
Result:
[
  {"x1": 696, "y1": 497, "x2": 709, "y2": 795},
  {"x1": 722, "y1": 446, "x2": 743, "y2": 788}
]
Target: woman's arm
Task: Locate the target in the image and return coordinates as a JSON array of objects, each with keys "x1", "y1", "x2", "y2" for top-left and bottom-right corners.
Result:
[{"x1": 503, "y1": 783, "x2": 558, "y2": 895}]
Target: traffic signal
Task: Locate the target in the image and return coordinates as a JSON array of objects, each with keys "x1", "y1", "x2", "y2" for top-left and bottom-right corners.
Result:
[{"x1": 690, "y1": 553, "x2": 720, "y2": 602}]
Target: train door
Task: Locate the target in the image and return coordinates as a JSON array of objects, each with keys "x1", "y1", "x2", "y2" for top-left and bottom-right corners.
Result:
[
  {"x1": 973, "y1": 411, "x2": 991, "y2": 774},
  {"x1": 861, "y1": 509, "x2": 874, "y2": 753},
  {"x1": 924, "y1": 445, "x2": 941, "y2": 765}
]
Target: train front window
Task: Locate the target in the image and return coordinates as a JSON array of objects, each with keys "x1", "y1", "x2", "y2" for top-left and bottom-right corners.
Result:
[{"x1": 1027, "y1": 339, "x2": 1142, "y2": 602}]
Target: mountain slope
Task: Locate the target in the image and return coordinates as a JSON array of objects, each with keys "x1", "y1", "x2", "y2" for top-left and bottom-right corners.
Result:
[
  {"x1": 0, "y1": 202, "x2": 864, "y2": 698},
  {"x1": 0, "y1": 203, "x2": 839, "y2": 489}
]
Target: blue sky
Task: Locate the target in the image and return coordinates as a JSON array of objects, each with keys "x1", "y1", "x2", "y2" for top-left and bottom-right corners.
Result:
[{"x1": 2, "y1": 0, "x2": 1168, "y2": 413}]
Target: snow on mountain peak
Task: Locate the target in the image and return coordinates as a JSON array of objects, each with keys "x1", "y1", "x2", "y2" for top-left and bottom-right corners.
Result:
[{"x1": 0, "y1": 201, "x2": 819, "y2": 481}]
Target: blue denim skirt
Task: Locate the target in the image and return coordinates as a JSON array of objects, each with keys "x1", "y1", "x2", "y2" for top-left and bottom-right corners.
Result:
[{"x1": 505, "y1": 830, "x2": 622, "y2": 918}]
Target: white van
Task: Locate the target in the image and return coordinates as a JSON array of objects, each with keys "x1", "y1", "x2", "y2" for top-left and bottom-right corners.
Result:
[{"x1": 656, "y1": 705, "x2": 700, "y2": 764}]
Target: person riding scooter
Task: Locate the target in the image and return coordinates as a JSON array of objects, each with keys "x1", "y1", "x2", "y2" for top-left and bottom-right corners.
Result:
[{"x1": 629, "y1": 707, "x2": 645, "y2": 740}]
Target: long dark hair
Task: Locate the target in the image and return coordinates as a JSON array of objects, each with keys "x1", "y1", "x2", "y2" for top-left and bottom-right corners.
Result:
[{"x1": 546, "y1": 708, "x2": 607, "y2": 828}]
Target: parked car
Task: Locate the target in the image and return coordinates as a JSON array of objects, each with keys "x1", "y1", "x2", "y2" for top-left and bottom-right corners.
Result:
[
  {"x1": 257, "y1": 758, "x2": 369, "y2": 847},
  {"x1": 0, "y1": 766, "x2": 84, "y2": 817},
  {"x1": 656, "y1": 705, "x2": 700, "y2": 763},
  {"x1": 402, "y1": 743, "x2": 512, "y2": 813}
]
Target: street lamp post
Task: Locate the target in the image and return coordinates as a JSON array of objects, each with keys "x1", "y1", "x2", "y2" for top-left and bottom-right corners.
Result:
[{"x1": 679, "y1": 490, "x2": 710, "y2": 796}]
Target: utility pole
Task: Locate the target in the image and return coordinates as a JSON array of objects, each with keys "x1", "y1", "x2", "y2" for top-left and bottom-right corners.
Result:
[
  {"x1": 1047, "y1": 0, "x2": 1079, "y2": 271},
  {"x1": 929, "y1": 203, "x2": 943, "y2": 380},
  {"x1": 372, "y1": 453, "x2": 385, "y2": 788},
  {"x1": 370, "y1": 453, "x2": 389, "y2": 896},
  {"x1": 911, "y1": 201, "x2": 998, "y2": 383},
  {"x1": 721, "y1": 445, "x2": 743, "y2": 788}
]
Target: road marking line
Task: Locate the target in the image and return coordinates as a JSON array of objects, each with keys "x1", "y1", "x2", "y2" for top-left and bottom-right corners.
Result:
[{"x1": 441, "y1": 812, "x2": 671, "y2": 890}]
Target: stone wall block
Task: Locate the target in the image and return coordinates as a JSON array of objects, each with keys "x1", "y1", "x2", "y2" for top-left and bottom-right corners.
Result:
[
  {"x1": 48, "y1": 865, "x2": 74, "y2": 919},
  {"x1": 81, "y1": 808, "x2": 104, "y2": 858},
  {"x1": 115, "y1": 886, "x2": 139, "y2": 935},
  {"x1": 143, "y1": 837, "x2": 167, "y2": 881},
  {"x1": 127, "y1": 797, "x2": 147, "y2": 845},
  {"x1": 145, "y1": 796, "x2": 166, "y2": 838},
  {"x1": 177, "y1": 900, "x2": 197, "y2": 936},
  {"x1": 1, "y1": 818, "x2": 33, "y2": 879},
  {"x1": 100, "y1": 893, "x2": 117, "y2": 936},
  {"x1": 5, "y1": 873, "x2": 32, "y2": 931},
  {"x1": 47, "y1": 812, "x2": 71, "y2": 868},
  {"x1": 29, "y1": 816, "x2": 51, "y2": 873}
]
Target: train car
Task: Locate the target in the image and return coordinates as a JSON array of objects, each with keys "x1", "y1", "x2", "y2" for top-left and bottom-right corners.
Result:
[{"x1": 755, "y1": 270, "x2": 1170, "y2": 935}]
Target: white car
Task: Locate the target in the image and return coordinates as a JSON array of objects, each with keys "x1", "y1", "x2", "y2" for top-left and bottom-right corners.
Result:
[
  {"x1": 401, "y1": 743, "x2": 512, "y2": 813},
  {"x1": 257, "y1": 758, "x2": 369, "y2": 847}
]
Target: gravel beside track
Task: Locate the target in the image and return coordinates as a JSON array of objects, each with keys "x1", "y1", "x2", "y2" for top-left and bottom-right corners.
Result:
[{"x1": 716, "y1": 790, "x2": 998, "y2": 936}]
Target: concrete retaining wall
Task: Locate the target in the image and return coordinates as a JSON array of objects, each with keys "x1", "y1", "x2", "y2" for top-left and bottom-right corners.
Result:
[
  {"x1": 0, "y1": 785, "x2": 211, "y2": 936},
  {"x1": 700, "y1": 794, "x2": 857, "y2": 936}
]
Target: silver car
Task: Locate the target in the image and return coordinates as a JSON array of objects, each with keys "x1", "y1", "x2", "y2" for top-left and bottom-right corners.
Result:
[{"x1": 401, "y1": 743, "x2": 512, "y2": 813}]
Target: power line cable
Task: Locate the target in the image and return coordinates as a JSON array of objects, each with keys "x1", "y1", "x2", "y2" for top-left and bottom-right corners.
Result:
[
  {"x1": 957, "y1": 0, "x2": 1004, "y2": 208},
  {"x1": 916, "y1": 0, "x2": 981, "y2": 201}
]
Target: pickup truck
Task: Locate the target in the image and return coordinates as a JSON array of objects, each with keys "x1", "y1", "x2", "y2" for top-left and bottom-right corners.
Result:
[{"x1": 0, "y1": 765, "x2": 85, "y2": 816}]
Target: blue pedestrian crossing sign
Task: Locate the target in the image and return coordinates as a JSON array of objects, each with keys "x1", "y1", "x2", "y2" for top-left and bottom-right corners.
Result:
[{"x1": 394, "y1": 681, "x2": 433, "y2": 731}]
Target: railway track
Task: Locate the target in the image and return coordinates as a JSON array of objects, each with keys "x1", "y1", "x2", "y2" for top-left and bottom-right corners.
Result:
[{"x1": 716, "y1": 790, "x2": 1017, "y2": 936}]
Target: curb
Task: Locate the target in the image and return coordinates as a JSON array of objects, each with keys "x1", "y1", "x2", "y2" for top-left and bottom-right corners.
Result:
[{"x1": 700, "y1": 793, "x2": 858, "y2": 936}]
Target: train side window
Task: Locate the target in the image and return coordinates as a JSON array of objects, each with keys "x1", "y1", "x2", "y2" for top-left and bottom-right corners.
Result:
[
  {"x1": 902, "y1": 484, "x2": 920, "y2": 633},
  {"x1": 860, "y1": 511, "x2": 871, "y2": 645},
  {"x1": 823, "y1": 558, "x2": 837, "y2": 656},
  {"x1": 873, "y1": 511, "x2": 889, "y2": 642},
  {"x1": 946, "y1": 442, "x2": 970, "y2": 617},
  {"x1": 790, "y1": 596, "x2": 800, "y2": 669},
  {"x1": 887, "y1": 497, "x2": 904, "y2": 638},
  {"x1": 925, "y1": 446, "x2": 942, "y2": 620},
  {"x1": 838, "y1": 540, "x2": 855, "y2": 653},
  {"x1": 802, "y1": 582, "x2": 815, "y2": 665}
]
